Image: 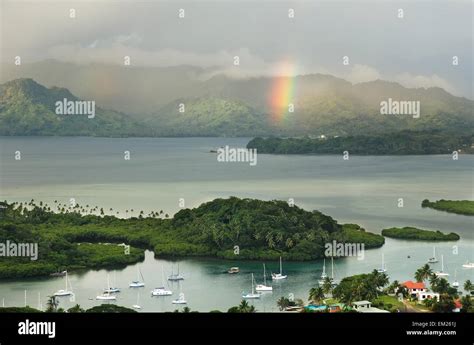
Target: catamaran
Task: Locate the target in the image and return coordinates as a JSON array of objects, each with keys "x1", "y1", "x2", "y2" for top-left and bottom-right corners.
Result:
[
  {"x1": 462, "y1": 261, "x2": 474, "y2": 268},
  {"x1": 271, "y1": 256, "x2": 287, "y2": 280},
  {"x1": 168, "y1": 264, "x2": 184, "y2": 281},
  {"x1": 256, "y1": 264, "x2": 272, "y2": 292},
  {"x1": 428, "y1": 247, "x2": 438, "y2": 264},
  {"x1": 318, "y1": 258, "x2": 328, "y2": 286},
  {"x1": 152, "y1": 266, "x2": 173, "y2": 296},
  {"x1": 377, "y1": 253, "x2": 387, "y2": 273},
  {"x1": 129, "y1": 266, "x2": 145, "y2": 288},
  {"x1": 435, "y1": 255, "x2": 449, "y2": 277},
  {"x1": 54, "y1": 271, "x2": 73, "y2": 297},
  {"x1": 242, "y1": 273, "x2": 260, "y2": 299}
]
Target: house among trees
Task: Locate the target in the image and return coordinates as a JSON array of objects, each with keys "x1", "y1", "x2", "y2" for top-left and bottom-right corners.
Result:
[
  {"x1": 402, "y1": 281, "x2": 440, "y2": 302},
  {"x1": 351, "y1": 301, "x2": 389, "y2": 313}
]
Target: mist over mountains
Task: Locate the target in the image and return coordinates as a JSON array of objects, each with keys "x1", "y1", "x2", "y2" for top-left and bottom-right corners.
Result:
[{"x1": 0, "y1": 60, "x2": 472, "y2": 137}]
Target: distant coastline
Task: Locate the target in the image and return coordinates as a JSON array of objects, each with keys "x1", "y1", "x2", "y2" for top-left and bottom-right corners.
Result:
[{"x1": 246, "y1": 131, "x2": 474, "y2": 155}]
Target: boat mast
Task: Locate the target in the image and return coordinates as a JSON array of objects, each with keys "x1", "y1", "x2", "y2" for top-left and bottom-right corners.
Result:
[
  {"x1": 280, "y1": 257, "x2": 283, "y2": 275},
  {"x1": 263, "y1": 264, "x2": 267, "y2": 285},
  {"x1": 331, "y1": 257, "x2": 334, "y2": 279}
]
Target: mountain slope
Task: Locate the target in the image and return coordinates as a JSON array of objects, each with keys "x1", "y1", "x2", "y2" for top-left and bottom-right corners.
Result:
[
  {"x1": 0, "y1": 79, "x2": 148, "y2": 136},
  {"x1": 147, "y1": 97, "x2": 275, "y2": 137}
]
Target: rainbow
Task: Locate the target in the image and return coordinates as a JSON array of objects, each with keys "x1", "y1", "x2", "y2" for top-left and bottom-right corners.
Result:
[{"x1": 268, "y1": 61, "x2": 296, "y2": 124}]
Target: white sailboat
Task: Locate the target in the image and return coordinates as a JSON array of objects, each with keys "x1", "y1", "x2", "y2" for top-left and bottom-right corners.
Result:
[
  {"x1": 452, "y1": 269, "x2": 459, "y2": 288},
  {"x1": 330, "y1": 257, "x2": 339, "y2": 286},
  {"x1": 132, "y1": 291, "x2": 141, "y2": 309},
  {"x1": 168, "y1": 264, "x2": 184, "y2": 281},
  {"x1": 271, "y1": 256, "x2": 287, "y2": 280},
  {"x1": 435, "y1": 255, "x2": 449, "y2": 277},
  {"x1": 129, "y1": 266, "x2": 145, "y2": 288},
  {"x1": 104, "y1": 272, "x2": 120, "y2": 293},
  {"x1": 152, "y1": 266, "x2": 173, "y2": 296},
  {"x1": 428, "y1": 247, "x2": 438, "y2": 264},
  {"x1": 318, "y1": 258, "x2": 328, "y2": 286},
  {"x1": 97, "y1": 275, "x2": 117, "y2": 300},
  {"x1": 54, "y1": 271, "x2": 73, "y2": 297},
  {"x1": 256, "y1": 264, "x2": 272, "y2": 292},
  {"x1": 242, "y1": 273, "x2": 260, "y2": 299},
  {"x1": 377, "y1": 253, "x2": 387, "y2": 273},
  {"x1": 462, "y1": 261, "x2": 474, "y2": 268}
]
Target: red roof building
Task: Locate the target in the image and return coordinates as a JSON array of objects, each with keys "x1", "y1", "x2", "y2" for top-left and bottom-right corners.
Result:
[{"x1": 402, "y1": 281, "x2": 427, "y2": 295}]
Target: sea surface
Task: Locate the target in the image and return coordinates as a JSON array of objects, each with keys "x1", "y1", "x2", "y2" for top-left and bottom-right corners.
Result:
[{"x1": 0, "y1": 137, "x2": 472, "y2": 311}]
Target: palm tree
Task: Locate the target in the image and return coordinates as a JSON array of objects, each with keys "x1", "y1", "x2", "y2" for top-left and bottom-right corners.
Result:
[
  {"x1": 415, "y1": 264, "x2": 433, "y2": 282},
  {"x1": 464, "y1": 280, "x2": 473, "y2": 294},
  {"x1": 322, "y1": 276, "x2": 333, "y2": 296},
  {"x1": 238, "y1": 300, "x2": 255, "y2": 313},
  {"x1": 308, "y1": 287, "x2": 325, "y2": 304},
  {"x1": 277, "y1": 297, "x2": 290, "y2": 311},
  {"x1": 45, "y1": 296, "x2": 58, "y2": 312}
]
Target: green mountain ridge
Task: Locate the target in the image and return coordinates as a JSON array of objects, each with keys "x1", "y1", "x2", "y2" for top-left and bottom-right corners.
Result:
[{"x1": 0, "y1": 74, "x2": 473, "y2": 137}]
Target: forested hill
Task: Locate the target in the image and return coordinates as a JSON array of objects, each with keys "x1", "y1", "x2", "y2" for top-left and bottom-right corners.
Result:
[{"x1": 247, "y1": 131, "x2": 474, "y2": 155}]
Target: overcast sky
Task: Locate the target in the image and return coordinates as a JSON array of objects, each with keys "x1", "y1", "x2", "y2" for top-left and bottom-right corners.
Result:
[{"x1": 1, "y1": 0, "x2": 472, "y2": 98}]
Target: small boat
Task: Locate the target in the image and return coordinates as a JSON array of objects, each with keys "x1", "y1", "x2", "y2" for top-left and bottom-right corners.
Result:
[
  {"x1": 96, "y1": 291, "x2": 116, "y2": 301},
  {"x1": 132, "y1": 292, "x2": 141, "y2": 310},
  {"x1": 54, "y1": 271, "x2": 73, "y2": 297},
  {"x1": 255, "y1": 264, "x2": 272, "y2": 292},
  {"x1": 435, "y1": 255, "x2": 450, "y2": 277},
  {"x1": 50, "y1": 270, "x2": 67, "y2": 277},
  {"x1": 104, "y1": 272, "x2": 120, "y2": 293},
  {"x1": 152, "y1": 266, "x2": 173, "y2": 296},
  {"x1": 172, "y1": 293, "x2": 187, "y2": 305},
  {"x1": 376, "y1": 253, "x2": 387, "y2": 273},
  {"x1": 271, "y1": 257, "x2": 288, "y2": 280},
  {"x1": 462, "y1": 261, "x2": 474, "y2": 268},
  {"x1": 242, "y1": 273, "x2": 260, "y2": 299},
  {"x1": 103, "y1": 273, "x2": 121, "y2": 294},
  {"x1": 452, "y1": 269, "x2": 459, "y2": 288},
  {"x1": 168, "y1": 264, "x2": 184, "y2": 281},
  {"x1": 428, "y1": 247, "x2": 438, "y2": 264},
  {"x1": 227, "y1": 267, "x2": 240, "y2": 274},
  {"x1": 129, "y1": 266, "x2": 145, "y2": 288}
]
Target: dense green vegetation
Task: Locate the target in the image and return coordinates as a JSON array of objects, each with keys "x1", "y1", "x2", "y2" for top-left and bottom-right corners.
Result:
[
  {"x1": 303, "y1": 264, "x2": 474, "y2": 313},
  {"x1": 0, "y1": 197, "x2": 384, "y2": 278},
  {"x1": 0, "y1": 79, "x2": 148, "y2": 137},
  {"x1": 422, "y1": 199, "x2": 474, "y2": 216},
  {"x1": 0, "y1": 202, "x2": 145, "y2": 279},
  {"x1": 332, "y1": 270, "x2": 389, "y2": 304},
  {"x1": 156, "y1": 197, "x2": 384, "y2": 260},
  {"x1": 0, "y1": 304, "x2": 137, "y2": 313},
  {"x1": 381, "y1": 227, "x2": 460, "y2": 241},
  {"x1": 147, "y1": 97, "x2": 273, "y2": 137},
  {"x1": 2, "y1": 76, "x2": 474, "y2": 138},
  {"x1": 247, "y1": 131, "x2": 474, "y2": 155}
]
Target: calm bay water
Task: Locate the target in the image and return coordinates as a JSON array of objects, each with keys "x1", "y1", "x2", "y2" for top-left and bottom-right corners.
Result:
[{"x1": 0, "y1": 137, "x2": 473, "y2": 311}]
